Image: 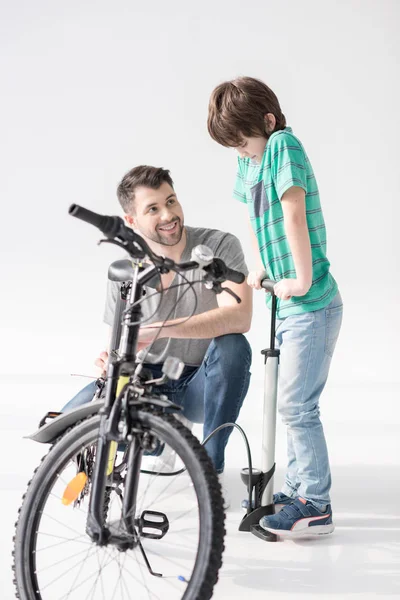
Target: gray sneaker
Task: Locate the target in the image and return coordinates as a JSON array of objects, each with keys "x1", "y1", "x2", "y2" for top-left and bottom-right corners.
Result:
[{"x1": 218, "y1": 473, "x2": 230, "y2": 510}]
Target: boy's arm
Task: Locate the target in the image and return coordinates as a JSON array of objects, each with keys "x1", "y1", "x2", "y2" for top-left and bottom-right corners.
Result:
[
  {"x1": 247, "y1": 217, "x2": 265, "y2": 271},
  {"x1": 247, "y1": 216, "x2": 267, "y2": 289},
  {"x1": 275, "y1": 186, "x2": 312, "y2": 300}
]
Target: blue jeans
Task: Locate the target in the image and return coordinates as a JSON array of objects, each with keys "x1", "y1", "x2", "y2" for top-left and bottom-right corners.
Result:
[
  {"x1": 276, "y1": 292, "x2": 343, "y2": 510},
  {"x1": 62, "y1": 334, "x2": 252, "y2": 473}
]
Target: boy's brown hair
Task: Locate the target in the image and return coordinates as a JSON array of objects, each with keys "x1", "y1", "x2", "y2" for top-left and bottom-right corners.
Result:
[
  {"x1": 117, "y1": 165, "x2": 174, "y2": 214},
  {"x1": 207, "y1": 76, "x2": 286, "y2": 147}
]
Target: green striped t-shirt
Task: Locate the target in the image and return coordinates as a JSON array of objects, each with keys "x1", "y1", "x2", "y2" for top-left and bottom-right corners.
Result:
[{"x1": 233, "y1": 127, "x2": 337, "y2": 318}]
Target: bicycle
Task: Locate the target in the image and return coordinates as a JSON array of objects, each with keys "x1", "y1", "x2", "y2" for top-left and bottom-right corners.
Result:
[{"x1": 12, "y1": 205, "x2": 246, "y2": 600}]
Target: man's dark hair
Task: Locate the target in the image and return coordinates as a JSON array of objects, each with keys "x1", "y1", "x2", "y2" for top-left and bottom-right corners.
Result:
[{"x1": 117, "y1": 165, "x2": 174, "y2": 213}]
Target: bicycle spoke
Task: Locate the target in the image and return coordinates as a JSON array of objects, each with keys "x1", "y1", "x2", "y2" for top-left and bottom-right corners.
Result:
[
  {"x1": 57, "y1": 551, "x2": 117, "y2": 600},
  {"x1": 35, "y1": 532, "x2": 92, "y2": 547},
  {"x1": 85, "y1": 547, "x2": 108, "y2": 600},
  {"x1": 39, "y1": 544, "x2": 99, "y2": 573},
  {"x1": 40, "y1": 545, "x2": 99, "y2": 593},
  {"x1": 14, "y1": 413, "x2": 224, "y2": 600},
  {"x1": 40, "y1": 511, "x2": 90, "y2": 539},
  {"x1": 63, "y1": 544, "x2": 95, "y2": 600}
]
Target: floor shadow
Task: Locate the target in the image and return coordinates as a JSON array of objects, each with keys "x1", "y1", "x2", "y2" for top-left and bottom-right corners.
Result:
[{"x1": 221, "y1": 464, "x2": 400, "y2": 595}]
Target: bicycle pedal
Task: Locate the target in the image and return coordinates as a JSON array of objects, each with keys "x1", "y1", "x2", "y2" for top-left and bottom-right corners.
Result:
[{"x1": 138, "y1": 510, "x2": 169, "y2": 540}]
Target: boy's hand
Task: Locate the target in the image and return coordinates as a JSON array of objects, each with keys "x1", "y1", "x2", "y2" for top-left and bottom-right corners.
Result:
[
  {"x1": 94, "y1": 351, "x2": 109, "y2": 375},
  {"x1": 273, "y1": 278, "x2": 310, "y2": 300},
  {"x1": 247, "y1": 269, "x2": 267, "y2": 290}
]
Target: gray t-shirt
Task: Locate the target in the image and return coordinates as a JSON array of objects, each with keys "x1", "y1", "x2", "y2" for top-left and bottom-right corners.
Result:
[{"x1": 103, "y1": 226, "x2": 248, "y2": 366}]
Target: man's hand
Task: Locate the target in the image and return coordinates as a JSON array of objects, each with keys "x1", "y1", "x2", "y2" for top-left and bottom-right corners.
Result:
[
  {"x1": 94, "y1": 351, "x2": 109, "y2": 375},
  {"x1": 247, "y1": 269, "x2": 267, "y2": 290},
  {"x1": 94, "y1": 323, "x2": 162, "y2": 376},
  {"x1": 273, "y1": 278, "x2": 310, "y2": 300},
  {"x1": 95, "y1": 326, "x2": 161, "y2": 374},
  {"x1": 136, "y1": 275, "x2": 253, "y2": 341}
]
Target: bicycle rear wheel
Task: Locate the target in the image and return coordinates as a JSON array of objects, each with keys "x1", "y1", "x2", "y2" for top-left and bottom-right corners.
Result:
[{"x1": 13, "y1": 411, "x2": 225, "y2": 600}]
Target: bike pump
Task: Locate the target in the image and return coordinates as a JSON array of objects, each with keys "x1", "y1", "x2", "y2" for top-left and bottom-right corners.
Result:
[{"x1": 239, "y1": 279, "x2": 279, "y2": 542}]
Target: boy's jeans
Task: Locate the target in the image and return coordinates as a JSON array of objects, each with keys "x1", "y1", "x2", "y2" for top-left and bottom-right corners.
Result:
[
  {"x1": 276, "y1": 292, "x2": 343, "y2": 510},
  {"x1": 62, "y1": 333, "x2": 252, "y2": 474}
]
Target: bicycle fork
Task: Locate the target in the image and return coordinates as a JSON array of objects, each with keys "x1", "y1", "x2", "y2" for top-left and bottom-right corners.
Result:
[
  {"x1": 86, "y1": 372, "x2": 143, "y2": 549},
  {"x1": 85, "y1": 375, "x2": 166, "y2": 577}
]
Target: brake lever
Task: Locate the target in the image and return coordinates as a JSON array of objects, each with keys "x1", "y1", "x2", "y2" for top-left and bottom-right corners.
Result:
[
  {"x1": 98, "y1": 238, "x2": 147, "y2": 259},
  {"x1": 221, "y1": 286, "x2": 241, "y2": 304},
  {"x1": 206, "y1": 280, "x2": 241, "y2": 304}
]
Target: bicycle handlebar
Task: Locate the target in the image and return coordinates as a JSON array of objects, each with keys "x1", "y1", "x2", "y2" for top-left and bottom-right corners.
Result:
[
  {"x1": 69, "y1": 204, "x2": 127, "y2": 239},
  {"x1": 207, "y1": 258, "x2": 245, "y2": 285},
  {"x1": 221, "y1": 265, "x2": 245, "y2": 285},
  {"x1": 69, "y1": 204, "x2": 245, "y2": 286},
  {"x1": 69, "y1": 204, "x2": 155, "y2": 258}
]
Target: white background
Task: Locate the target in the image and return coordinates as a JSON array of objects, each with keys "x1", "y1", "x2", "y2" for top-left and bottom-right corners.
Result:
[
  {"x1": 1, "y1": 1, "x2": 399, "y2": 598},
  {"x1": 1, "y1": 0, "x2": 399, "y2": 384}
]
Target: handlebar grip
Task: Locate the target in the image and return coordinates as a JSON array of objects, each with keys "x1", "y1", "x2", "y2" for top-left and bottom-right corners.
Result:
[
  {"x1": 223, "y1": 265, "x2": 245, "y2": 284},
  {"x1": 69, "y1": 204, "x2": 126, "y2": 239},
  {"x1": 261, "y1": 278, "x2": 276, "y2": 293},
  {"x1": 204, "y1": 258, "x2": 245, "y2": 284}
]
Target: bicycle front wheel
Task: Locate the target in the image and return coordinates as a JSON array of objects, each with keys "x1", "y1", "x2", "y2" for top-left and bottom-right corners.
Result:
[{"x1": 13, "y1": 411, "x2": 225, "y2": 600}]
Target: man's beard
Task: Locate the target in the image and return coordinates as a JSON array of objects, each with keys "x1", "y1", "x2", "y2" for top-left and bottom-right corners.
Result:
[{"x1": 143, "y1": 218, "x2": 184, "y2": 247}]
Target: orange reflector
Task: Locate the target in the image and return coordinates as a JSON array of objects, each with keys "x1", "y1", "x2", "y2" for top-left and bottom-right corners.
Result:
[{"x1": 62, "y1": 472, "x2": 88, "y2": 505}]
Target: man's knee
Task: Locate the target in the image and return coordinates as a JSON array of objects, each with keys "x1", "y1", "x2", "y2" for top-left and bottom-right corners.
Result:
[{"x1": 61, "y1": 380, "x2": 97, "y2": 412}]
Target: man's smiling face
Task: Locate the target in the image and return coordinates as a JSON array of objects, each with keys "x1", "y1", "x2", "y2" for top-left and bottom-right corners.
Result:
[{"x1": 127, "y1": 182, "x2": 184, "y2": 246}]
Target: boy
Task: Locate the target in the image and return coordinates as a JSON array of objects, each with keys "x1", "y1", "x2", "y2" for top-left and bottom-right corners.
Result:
[{"x1": 208, "y1": 77, "x2": 343, "y2": 537}]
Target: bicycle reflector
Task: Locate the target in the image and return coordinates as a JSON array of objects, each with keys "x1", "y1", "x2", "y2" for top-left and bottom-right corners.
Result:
[{"x1": 62, "y1": 472, "x2": 88, "y2": 505}]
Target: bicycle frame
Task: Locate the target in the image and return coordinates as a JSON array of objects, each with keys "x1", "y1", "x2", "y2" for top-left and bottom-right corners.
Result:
[
  {"x1": 86, "y1": 260, "x2": 171, "y2": 547},
  {"x1": 25, "y1": 203, "x2": 245, "y2": 562}
]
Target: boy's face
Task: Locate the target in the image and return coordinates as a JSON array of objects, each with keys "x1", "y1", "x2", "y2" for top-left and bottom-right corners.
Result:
[
  {"x1": 235, "y1": 136, "x2": 268, "y2": 164},
  {"x1": 234, "y1": 113, "x2": 277, "y2": 163},
  {"x1": 125, "y1": 182, "x2": 184, "y2": 247}
]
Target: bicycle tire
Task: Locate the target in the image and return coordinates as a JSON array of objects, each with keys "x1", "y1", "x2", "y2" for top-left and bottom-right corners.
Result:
[{"x1": 13, "y1": 412, "x2": 225, "y2": 600}]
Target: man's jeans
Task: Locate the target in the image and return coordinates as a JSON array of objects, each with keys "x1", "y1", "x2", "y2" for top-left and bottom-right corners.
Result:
[
  {"x1": 62, "y1": 333, "x2": 252, "y2": 474},
  {"x1": 276, "y1": 292, "x2": 343, "y2": 510}
]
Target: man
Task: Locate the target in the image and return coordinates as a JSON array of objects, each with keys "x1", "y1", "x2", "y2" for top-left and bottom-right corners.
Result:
[{"x1": 64, "y1": 165, "x2": 252, "y2": 505}]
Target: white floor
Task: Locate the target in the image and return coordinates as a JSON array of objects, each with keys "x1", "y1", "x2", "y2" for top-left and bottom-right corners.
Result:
[{"x1": 1, "y1": 377, "x2": 399, "y2": 599}]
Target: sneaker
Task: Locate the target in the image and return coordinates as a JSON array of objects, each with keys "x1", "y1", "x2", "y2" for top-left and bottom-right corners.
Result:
[
  {"x1": 259, "y1": 497, "x2": 335, "y2": 538},
  {"x1": 142, "y1": 442, "x2": 177, "y2": 473},
  {"x1": 218, "y1": 473, "x2": 230, "y2": 510},
  {"x1": 175, "y1": 413, "x2": 194, "y2": 431},
  {"x1": 142, "y1": 414, "x2": 194, "y2": 474},
  {"x1": 241, "y1": 491, "x2": 294, "y2": 511}
]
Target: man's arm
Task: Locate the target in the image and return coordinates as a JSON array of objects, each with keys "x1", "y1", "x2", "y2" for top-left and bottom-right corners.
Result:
[
  {"x1": 143, "y1": 230, "x2": 252, "y2": 341},
  {"x1": 141, "y1": 280, "x2": 252, "y2": 342},
  {"x1": 98, "y1": 290, "x2": 252, "y2": 359}
]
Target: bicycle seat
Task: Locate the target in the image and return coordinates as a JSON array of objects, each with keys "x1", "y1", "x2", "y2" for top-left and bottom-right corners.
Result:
[
  {"x1": 108, "y1": 259, "x2": 134, "y2": 282},
  {"x1": 108, "y1": 259, "x2": 161, "y2": 289}
]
